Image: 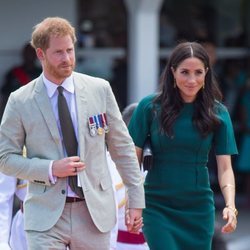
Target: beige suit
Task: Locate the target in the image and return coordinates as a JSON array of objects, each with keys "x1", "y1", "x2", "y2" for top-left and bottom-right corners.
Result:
[{"x1": 0, "y1": 72, "x2": 145, "y2": 233}]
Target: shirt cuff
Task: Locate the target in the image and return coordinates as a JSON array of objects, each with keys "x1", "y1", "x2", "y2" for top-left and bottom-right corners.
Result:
[{"x1": 49, "y1": 160, "x2": 57, "y2": 184}]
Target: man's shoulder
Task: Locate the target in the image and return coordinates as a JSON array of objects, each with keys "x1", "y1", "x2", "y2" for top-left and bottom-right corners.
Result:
[
  {"x1": 73, "y1": 71, "x2": 109, "y2": 86},
  {"x1": 73, "y1": 72, "x2": 112, "y2": 98},
  {"x1": 11, "y1": 77, "x2": 39, "y2": 95}
]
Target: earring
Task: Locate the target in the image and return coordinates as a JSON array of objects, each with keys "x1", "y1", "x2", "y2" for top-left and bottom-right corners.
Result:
[
  {"x1": 202, "y1": 82, "x2": 205, "y2": 89},
  {"x1": 174, "y1": 79, "x2": 176, "y2": 88}
]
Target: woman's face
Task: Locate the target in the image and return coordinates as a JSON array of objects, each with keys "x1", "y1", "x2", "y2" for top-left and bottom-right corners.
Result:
[{"x1": 172, "y1": 57, "x2": 208, "y2": 103}]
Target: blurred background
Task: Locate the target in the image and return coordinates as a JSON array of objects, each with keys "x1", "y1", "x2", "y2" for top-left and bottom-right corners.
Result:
[{"x1": 0, "y1": 1, "x2": 249, "y2": 249}]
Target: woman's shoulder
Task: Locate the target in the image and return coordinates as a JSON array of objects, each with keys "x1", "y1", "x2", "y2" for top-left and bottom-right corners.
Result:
[
  {"x1": 134, "y1": 93, "x2": 159, "y2": 121},
  {"x1": 214, "y1": 100, "x2": 229, "y2": 113},
  {"x1": 139, "y1": 93, "x2": 158, "y2": 109},
  {"x1": 214, "y1": 101, "x2": 231, "y2": 121}
]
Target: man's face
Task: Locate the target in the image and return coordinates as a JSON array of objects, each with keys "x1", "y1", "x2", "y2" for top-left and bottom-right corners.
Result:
[{"x1": 39, "y1": 35, "x2": 75, "y2": 84}]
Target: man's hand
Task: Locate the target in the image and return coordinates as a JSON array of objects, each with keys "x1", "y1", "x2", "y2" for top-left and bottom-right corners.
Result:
[
  {"x1": 125, "y1": 208, "x2": 143, "y2": 234},
  {"x1": 52, "y1": 156, "x2": 85, "y2": 177}
]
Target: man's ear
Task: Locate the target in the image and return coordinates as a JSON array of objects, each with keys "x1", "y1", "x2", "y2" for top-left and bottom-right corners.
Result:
[{"x1": 36, "y1": 48, "x2": 44, "y2": 61}]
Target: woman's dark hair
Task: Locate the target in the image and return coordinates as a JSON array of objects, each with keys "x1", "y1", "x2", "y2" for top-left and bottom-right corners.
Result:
[{"x1": 154, "y1": 41, "x2": 222, "y2": 137}]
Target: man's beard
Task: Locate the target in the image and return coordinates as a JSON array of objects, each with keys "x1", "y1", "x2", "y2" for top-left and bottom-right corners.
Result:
[{"x1": 46, "y1": 60, "x2": 75, "y2": 81}]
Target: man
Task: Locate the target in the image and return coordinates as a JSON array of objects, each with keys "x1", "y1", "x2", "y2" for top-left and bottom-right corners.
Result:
[
  {"x1": 0, "y1": 173, "x2": 27, "y2": 250},
  {"x1": 0, "y1": 17, "x2": 145, "y2": 250}
]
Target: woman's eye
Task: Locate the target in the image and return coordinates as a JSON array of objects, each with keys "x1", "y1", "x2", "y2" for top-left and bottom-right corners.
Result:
[{"x1": 196, "y1": 70, "x2": 204, "y2": 75}]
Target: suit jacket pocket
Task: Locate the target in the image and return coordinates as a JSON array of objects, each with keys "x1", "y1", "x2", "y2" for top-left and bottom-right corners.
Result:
[
  {"x1": 100, "y1": 176, "x2": 112, "y2": 191},
  {"x1": 29, "y1": 182, "x2": 46, "y2": 194}
]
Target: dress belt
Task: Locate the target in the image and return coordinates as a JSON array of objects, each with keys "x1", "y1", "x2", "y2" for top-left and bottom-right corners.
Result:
[
  {"x1": 117, "y1": 230, "x2": 146, "y2": 244},
  {"x1": 66, "y1": 197, "x2": 84, "y2": 203}
]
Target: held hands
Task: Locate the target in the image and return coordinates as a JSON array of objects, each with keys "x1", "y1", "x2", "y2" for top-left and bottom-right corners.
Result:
[
  {"x1": 221, "y1": 206, "x2": 238, "y2": 233},
  {"x1": 52, "y1": 156, "x2": 86, "y2": 177},
  {"x1": 125, "y1": 208, "x2": 143, "y2": 234}
]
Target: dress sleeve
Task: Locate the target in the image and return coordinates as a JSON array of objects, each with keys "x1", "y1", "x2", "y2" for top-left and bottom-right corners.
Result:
[
  {"x1": 128, "y1": 95, "x2": 154, "y2": 148},
  {"x1": 214, "y1": 104, "x2": 238, "y2": 155}
]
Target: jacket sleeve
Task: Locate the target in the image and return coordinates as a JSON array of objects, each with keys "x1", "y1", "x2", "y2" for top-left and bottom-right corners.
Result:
[{"x1": 105, "y1": 83, "x2": 145, "y2": 209}]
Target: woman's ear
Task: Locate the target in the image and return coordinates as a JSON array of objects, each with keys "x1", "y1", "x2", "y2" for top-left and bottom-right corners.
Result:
[{"x1": 171, "y1": 66, "x2": 175, "y2": 76}]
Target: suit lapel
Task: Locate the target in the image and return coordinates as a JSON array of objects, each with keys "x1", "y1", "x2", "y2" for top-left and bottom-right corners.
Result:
[
  {"x1": 33, "y1": 76, "x2": 63, "y2": 155},
  {"x1": 74, "y1": 73, "x2": 89, "y2": 191},
  {"x1": 74, "y1": 73, "x2": 87, "y2": 159}
]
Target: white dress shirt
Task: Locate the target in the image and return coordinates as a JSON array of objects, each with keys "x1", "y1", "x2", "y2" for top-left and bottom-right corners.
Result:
[{"x1": 43, "y1": 74, "x2": 80, "y2": 197}]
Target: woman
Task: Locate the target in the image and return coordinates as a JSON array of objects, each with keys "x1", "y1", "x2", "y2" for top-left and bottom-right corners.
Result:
[{"x1": 128, "y1": 42, "x2": 238, "y2": 250}]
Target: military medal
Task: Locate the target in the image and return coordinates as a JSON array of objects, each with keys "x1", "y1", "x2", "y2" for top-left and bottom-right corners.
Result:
[
  {"x1": 94, "y1": 115, "x2": 103, "y2": 135},
  {"x1": 101, "y1": 113, "x2": 109, "y2": 133},
  {"x1": 97, "y1": 127, "x2": 103, "y2": 135},
  {"x1": 89, "y1": 113, "x2": 108, "y2": 136},
  {"x1": 88, "y1": 116, "x2": 97, "y2": 136}
]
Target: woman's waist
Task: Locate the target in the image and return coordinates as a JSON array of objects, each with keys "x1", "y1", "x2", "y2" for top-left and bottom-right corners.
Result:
[
  {"x1": 153, "y1": 153, "x2": 208, "y2": 168},
  {"x1": 145, "y1": 162, "x2": 210, "y2": 189}
]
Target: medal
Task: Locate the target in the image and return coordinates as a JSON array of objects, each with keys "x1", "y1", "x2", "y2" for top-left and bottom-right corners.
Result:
[
  {"x1": 97, "y1": 127, "x2": 103, "y2": 135},
  {"x1": 88, "y1": 116, "x2": 97, "y2": 136},
  {"x1": 101, "y1": 113, "x2": 109, "y2": 133},
  {"x1": 94, "y1": 115, "x2": 103, "y2": 135},
  {"x1": 90, "y1": 124, "x2": 97, "y2": 136},
  {"x1": 89, "y1": 113, "x2": 108, "y2": 136},
  {"x1": 98, "y1": 114, "x2": 104, "y2": 135}
]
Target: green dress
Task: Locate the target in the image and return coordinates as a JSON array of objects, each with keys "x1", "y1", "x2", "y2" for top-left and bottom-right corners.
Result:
[{"x1": 128, "y1": 94, "x2": 238, "y2": 250}]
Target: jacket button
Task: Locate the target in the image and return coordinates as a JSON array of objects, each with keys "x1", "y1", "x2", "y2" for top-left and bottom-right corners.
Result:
[{"x1": 61, "y1": 190, "x2": 66, "y2": 195}]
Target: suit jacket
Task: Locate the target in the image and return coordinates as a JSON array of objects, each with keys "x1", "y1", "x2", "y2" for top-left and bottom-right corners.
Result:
[{"x1": 0, "y1": 72, "x2": 145, "y2": 233}]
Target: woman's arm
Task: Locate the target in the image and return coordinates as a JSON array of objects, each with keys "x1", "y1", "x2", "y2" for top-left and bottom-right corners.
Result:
[{"x1": 216, "y1": 155, "x2": 238, "y2": 233}]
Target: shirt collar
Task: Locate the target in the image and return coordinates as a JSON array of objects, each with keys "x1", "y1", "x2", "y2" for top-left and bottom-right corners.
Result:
[{"x1": 42, "y1": 73, "x2": 75, "y2": 98}]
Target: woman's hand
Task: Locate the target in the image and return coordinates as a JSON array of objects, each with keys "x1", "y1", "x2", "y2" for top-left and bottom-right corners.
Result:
[
  {"x1": 125, "y1": 208, "x2": 143, "y2": 234},
  {"x1": 221, "y1": 206, "x2": 238, "y2": 233}
]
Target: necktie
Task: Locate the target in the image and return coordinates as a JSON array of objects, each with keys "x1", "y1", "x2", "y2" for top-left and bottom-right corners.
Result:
[{"x1": 57, "y1": 86, "x2": 84, "y2": 199}]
